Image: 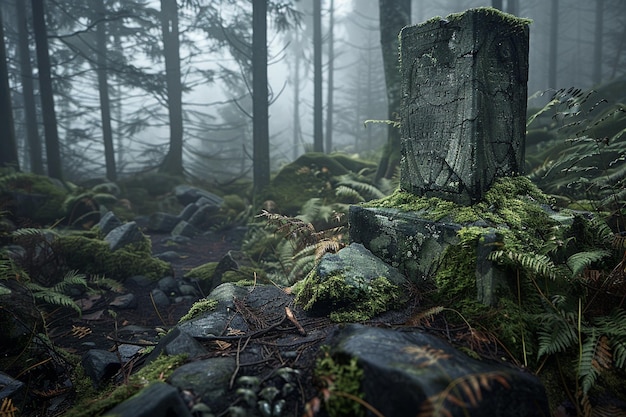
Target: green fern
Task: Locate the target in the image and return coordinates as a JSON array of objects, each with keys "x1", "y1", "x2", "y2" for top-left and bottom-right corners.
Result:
[
  {"x1": 489, "y1": 250, "x2": 558, "y2": 280},
  {"x1": 594, "y1": 309, "x2": 626, "y2": 369},
  {"x1": 297, "y1": 198, "x2": 334, "y2": 224},
  {"x1": 536, "y1": 311, "x2": 578, "y2": 358},
  {"x1": 336, "y1": 174, "x2": 385, "y2": 201},
  {"x1": 23, "y1": 270, "x2": 86, "y2": 316},
  {"x1": 30, "y1": 290, "x2": 82, "y2": 315},
  {"x1": 578, "y1": 329, "x2": 605, "y2": 395},
  {"x1": 335, "y1": 185, "x2": 365, "y2": 203},
  {"x1": 566, "y1": 249, "x2": 612, "y2": 278},
  {"x1": 89, "y1": 275, "x2": 125, "y2": 293}
]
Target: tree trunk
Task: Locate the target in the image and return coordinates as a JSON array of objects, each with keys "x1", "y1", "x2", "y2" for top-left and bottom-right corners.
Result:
[
  {"x1": 0, "y1": 5, "x2": 19, "y2": 170},
  {"x1": 549, "y1": 0, "x2": 559, "y2": 89},
  {"x1": 293, "y1": 30, "x2": 302, "y2": 161},
  {"x1": 95, "y1": 0, "x2": 117, "y2": 181},
  {"x1": 324, "y1": 0, "x2": 335, "y2": 154},
  {"x1": 375, "y1": 0, "x2": 410, "y2": 180},
  {"x1": 159, "y1": 0, "x2": 184, "y2": 177},
  {"x1": 32, "y1": 0, "x2": 63, "y2": 180},
  {"x1": 252, "y1": 0, "x2": 270, "y2": 195},
  {"x1": 16, "y1": 0, "x2": 43, "y2": 174},
  {"x1": 313, "y1": 0, "x2": 323, "y2": 153},
  {"x1": 592, "y1": 0, "x2": 604, "y2": 85}
]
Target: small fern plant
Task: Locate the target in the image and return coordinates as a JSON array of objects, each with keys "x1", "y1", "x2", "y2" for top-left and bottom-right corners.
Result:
[
  {"x1": 21, "y1": 269, "x2": 87, "y2": 316},
  {"x1": 259, "y1": 209, "x2": 347, "y2": 285}
]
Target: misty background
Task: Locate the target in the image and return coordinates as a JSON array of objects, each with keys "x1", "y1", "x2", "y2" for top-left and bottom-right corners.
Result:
[{"x1": 1, "y1": 0, "x2": 624, "y2": 185}]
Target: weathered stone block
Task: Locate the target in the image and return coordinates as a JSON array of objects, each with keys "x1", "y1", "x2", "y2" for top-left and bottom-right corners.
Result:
[
  {"x1": 349, "y1": 205, "x2": 507, "y2": 305},
  {"x1": 349, "y1": 205, "x2": 461, "y2": 280},
  {"x1": 399, "y1": 8, "x2": 529, "y2": 204}
]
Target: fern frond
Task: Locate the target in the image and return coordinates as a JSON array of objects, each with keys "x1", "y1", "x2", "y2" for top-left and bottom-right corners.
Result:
[
  {"x1": 297, "y1": 198, "x2": 324, "y2": 223},
  {"x1": 594, "y1": 309, "x2": 626, "y2": 369},
  {"x1": 335, "y1": 185, "x2": 365, "y2": 202},
  {"x1": 32, "y1": 291, "x2": 81, "y2": 315},
  {"x1": 89, "y1": 276, "x2": 125, "y2": 293},
  {"x1": 51, "y1": 270, "x2": 88, "y2": 294},
  {"x1": 407, "y1": 306, "x2": 445, "y2": 326},
  {"x1": 337, "y1": 175, "x2": 385, "y2": 200},
  {"x1": 536, "y1": 312, "x2": 578, "y2": 358},
  {"x1": 314, "y1": 239, "x2": 344, "y2": 260},
  {"x1": 11, "y1": 227, "x2": 49, "y2": 238},
  {"x1": 578, "y1": 330, "x2": 611, "y2": 394},
  {"x1": 489, "y1": 250, "x2": 558, "y2": 280},
  {"x1": 566, "y1": 250, "x2": 612, "y2": 278},
  {"x1": 288, "y1": 253, "x2": 317, "y2": 284},
  {"x1": 275, "y1": 240, "x2": 296, "y2": 272},
  {"x1": 611, "y1": 336, "x2": 626, "y2": 369},
  {"x1": 418, "y1": 372, "x2": 510, "y2": 417}
]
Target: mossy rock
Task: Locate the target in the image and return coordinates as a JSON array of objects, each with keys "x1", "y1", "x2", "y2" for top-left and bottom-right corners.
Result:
[
  {"x1": 178, "y1": 298, "x2": 218, "y2": 323},
  {"x1": 0, "y1": 173, "x2": 68, "y2": 224},
  {"x1": 184, "y1": 262, "x2": 218, "y2": 294},
  {"x1": 263, "y1": 153, "x2": 376, "y2": 216},
  {"x1": 57, "y1": 234, "x2": 170, "y2": 281},
  {"x1": 221, "y1": 266, "x2": 267, "y2": 284},
  {"x1": 295, "y1": 272, "x2": 404, "y2": 322}
]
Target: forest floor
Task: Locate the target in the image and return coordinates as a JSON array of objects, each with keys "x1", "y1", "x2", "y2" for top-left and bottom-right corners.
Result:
[{"x1": 48, "y1": 231, "x2": 241, "y2": 358}]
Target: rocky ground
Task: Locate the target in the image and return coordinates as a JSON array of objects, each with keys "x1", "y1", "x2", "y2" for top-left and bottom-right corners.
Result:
[{"x1": 47, "y1": 230, "x2": 241, "y2": 359}]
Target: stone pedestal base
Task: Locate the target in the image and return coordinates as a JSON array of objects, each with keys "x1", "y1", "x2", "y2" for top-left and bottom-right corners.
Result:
[{"x1": 348, "y1": 205, "x2": 506, "y2": 305}]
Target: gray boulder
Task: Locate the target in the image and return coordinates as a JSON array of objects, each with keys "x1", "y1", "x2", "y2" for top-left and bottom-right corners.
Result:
[
  {"x1": 167, "y1": 357, "x2": 235, "y2": 411},
  {"x1": 329, "y1": 324, "x2": 550, "y2": 417},
  {"x1": 104, "y1": 221, "x2": 144, "y2": 251}
]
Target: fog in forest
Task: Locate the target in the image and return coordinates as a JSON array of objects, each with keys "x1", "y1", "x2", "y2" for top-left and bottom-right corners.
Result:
[{"x1": 1, "y1": 0, "x2": 624, "y2": 183}]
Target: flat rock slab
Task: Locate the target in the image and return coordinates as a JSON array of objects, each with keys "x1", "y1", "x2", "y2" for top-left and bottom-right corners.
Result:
[
  {"x1": 349, "y1": 205, "x2": 461, "y2": 279},
  {"x1": 330, "y1": 324, "x2": 550, "y2": 417}
]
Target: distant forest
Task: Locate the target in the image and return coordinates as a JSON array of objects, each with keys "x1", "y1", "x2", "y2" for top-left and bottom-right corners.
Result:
[{"x1": 0, "y1": 0, "x2": 624, "y2": 194}]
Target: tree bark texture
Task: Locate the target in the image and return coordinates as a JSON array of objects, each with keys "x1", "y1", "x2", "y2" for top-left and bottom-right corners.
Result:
[
  {"x1": 325, "y1": 0, "x2": 335, "y2": 154},
  {"x1": 549, "y1": 0, "x2": 559, "y2": 89},
  {"x1": 252, "y1": 0, "x2": 270, "y2": 195},
  {"x1": 313, "y1": 0, "x2": 323, "y2": 153},
  {"x1": 159, "y1": 0, "x2": 184, "y2": 176},
  {"x1": 16, "y1": 0, "x2": 43, "y2": 173},
  {"x1": 95, "y1": 0, "x2": 117, "y2": 180},
  {"x1": 32, "y1": 0, "x2": 63, "y2": 179},
  {"x1": 376, "y1": 0, "x2": 410, "y2": 180},
  {"x1": 0, "y1": 6, "x2": 19, "y2": 170}
]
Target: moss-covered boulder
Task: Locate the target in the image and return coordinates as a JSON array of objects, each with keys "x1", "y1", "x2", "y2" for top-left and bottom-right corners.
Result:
[
  {"x1": 57, "y1": 233, "x2": 170, "y2": 281},
  {"x1": 262, "y1": 153, "x2": 376, "y2": 216},
  {"x1": 0, "y1": 173, "x2": 68, "y2": 225},
  {"x1": 294, "y1": 243, "x2": 408, "y2": 322}
]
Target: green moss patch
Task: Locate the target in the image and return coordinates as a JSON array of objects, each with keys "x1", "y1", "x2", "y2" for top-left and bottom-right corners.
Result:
[
  {"x1": 65, "y1": 354, "x2": 187, "y2": 417},
  {"x1": 178, "y1": 298, "x2": 218, "y2": 323},
  {"x1": 262, "y1": 153, "x2": 376, "y2": 215},
  {"x1": 294, "y1": 271, "x2": 405, "y2": 322},
  {"x1": 315, "y1": 346, "x2": 364, "y2": 417},
  {"x1": 0, "y1": 173, "x2": 68, "y2": 224},
  {"x1": 57, "y1": 234, "x2": 170, "y2": 281}
]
